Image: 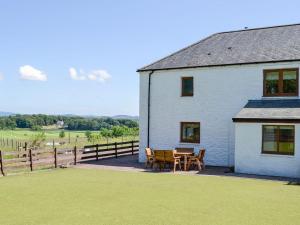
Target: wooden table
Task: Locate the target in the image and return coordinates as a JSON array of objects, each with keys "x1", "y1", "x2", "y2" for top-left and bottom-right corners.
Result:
[{"x1": 175, "y1": 152, "x2": 194, "y2": 171}]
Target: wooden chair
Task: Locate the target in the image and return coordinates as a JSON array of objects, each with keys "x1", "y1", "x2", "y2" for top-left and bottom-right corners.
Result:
[
  {"x1": 153, "y1": 150, "x2": 165, "y2": 170},
  {"x1": 164, "y1": 150, "x2": 181, "y2": 172},
  {"x1": 187, "y1": 149, "x2": 205, "y2": 171},
  {"x1": 145, "y1": 148, "x2": 154, "y2": 168}
]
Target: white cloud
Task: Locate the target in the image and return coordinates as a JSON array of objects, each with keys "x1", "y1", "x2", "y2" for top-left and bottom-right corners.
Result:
[
  {"x1": 19, "y1": 65, "x2": 47, "y2": 81},
  {"x1": 87, "y1": 70, "x2": 111, "y2": 83},
  {"x1": 69, "y1": 67, "x2": 86, "y2": 80},
  {"x1": 69, "y1": 67, "x2": 111, "y2": 83}
]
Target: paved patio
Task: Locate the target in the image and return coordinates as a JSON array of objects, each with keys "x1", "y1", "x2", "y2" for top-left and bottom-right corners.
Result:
[{"x1": 76, "y1": 154, "x2": 299, "y2": 183}]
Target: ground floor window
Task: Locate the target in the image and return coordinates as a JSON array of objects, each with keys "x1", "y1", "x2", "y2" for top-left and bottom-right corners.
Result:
[
  {"x1": 180, "y1": 122, "x2": 200, "y2": 143},
  {"x1": 262, "y1": 125, "x2": 295, "y2": 155}
]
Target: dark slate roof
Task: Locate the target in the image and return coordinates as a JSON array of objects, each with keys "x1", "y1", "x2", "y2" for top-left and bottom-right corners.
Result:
[
  {"x1": 233, "y1": 99, "x2": 300, "y2": 122},
  {"x1": 244, "y1": 99, "x2": 300, "y2": 108},
  {"x1": 138, "y1": 24, "x2": 300, "y2": 72}
]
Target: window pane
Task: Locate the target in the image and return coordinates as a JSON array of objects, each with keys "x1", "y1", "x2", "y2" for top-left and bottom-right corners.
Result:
[
  {"x1": 263, "y1": 126, "x2": 277, "y2": 152},
  {"x1": 181, "y1": 123, "x2": 200, "y2": 143},
  {"x1": 265, "y1": 72, "x2": 279, "y2": 94},
  {"x1": 182, "y1": 78, "x2": 193, "y2": 96},
  {"x1": 283, "y1": 70, "x2": 297, "y2": 93},
  {"x1": 278, "y1": 126, "x2": 294, "y2": 154},
  {"x1": 278, "y1": 142, "x2": 294, "y2": 153}
]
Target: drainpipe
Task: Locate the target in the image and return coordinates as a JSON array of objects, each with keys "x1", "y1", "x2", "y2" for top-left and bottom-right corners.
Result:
[{"x1": 147, "y1": 70, "x2": 154, "y2": 147}]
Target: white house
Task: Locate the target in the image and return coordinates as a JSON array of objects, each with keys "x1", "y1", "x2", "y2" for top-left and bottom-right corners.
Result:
[{"x1": 138, "y1": 24, "x2": 300, "y2": 178}]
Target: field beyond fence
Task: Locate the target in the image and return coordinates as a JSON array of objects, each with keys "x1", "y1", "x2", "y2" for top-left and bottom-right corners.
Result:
[
  {"x1": 0, "y1": 129, "x2": 138, "y2": 152},
  {"x1": 0, "y1": 140, "x2": 139, "y2": 176}
]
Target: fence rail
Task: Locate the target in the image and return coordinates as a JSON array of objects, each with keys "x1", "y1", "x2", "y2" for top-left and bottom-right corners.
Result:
[
  {"x1": 0, "y1": 140, "x2": 139, "y2": 176},
  {"x1": 82, "y1": 140, "x2": 139, "y2": 160}
]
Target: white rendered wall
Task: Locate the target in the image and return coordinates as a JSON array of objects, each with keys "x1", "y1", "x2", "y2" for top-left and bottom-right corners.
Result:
[
  {"x1": 139, "y1": 62, "x2": 300, "y2": 166},
  {"x1": 235, "y1": 123, "x2": 300, "y2": 178}
]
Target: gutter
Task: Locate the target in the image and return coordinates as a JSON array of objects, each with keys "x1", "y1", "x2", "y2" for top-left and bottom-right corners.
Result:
[
  {"x1": 147, "y1": 71, "x2": 154, "y2": 147},
  {"x1": 232, "y1": 118, "x2": 300, "y2": 123},
  {"x1": 137, "y1": 59, "x2": 300, "y2": 72}
]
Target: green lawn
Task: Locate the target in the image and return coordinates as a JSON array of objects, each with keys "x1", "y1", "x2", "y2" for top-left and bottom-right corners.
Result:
[{"x1": 0, "y1": 169, "x2": 299, "y2": 225}]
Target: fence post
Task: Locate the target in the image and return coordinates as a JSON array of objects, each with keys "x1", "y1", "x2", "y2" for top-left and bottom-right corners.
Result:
[
  {"x1": 0, "y1": 150, "x2": 5, "y2": 176},
  {"x1": 96, "y1": 144, "x2": 99, "y2": 161},
  {"x1": 29, "y1": 148, "x2": 33, "y2": 171},
  {"x1": 54, "y1": 147, "x2": 57, "y2": 168},
  {"x1": 115, "y1": 142, "x2": 118, "y2": 158},
  {"x1": 131, "y1": 140, "x2": 134, "y2": 155},
  {"x1": 24, "y1": 142, "x2": 28, "y2": 158},
  {"x1": 74, "y1": 146, "x2": 77, "y2": 165}
]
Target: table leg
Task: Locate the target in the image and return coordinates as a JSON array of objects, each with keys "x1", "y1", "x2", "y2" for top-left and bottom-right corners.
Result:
[{"x1": 184, "y1": 155, "x2": 187, "y2": 171}]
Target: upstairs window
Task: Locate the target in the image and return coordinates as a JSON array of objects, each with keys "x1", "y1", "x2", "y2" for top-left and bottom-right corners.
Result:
[
  {"x1": 180, "y1": 122, "x2": 200, "y2": 143},
  {"x1": 181, "y1": 77, "x2": 193, "y2": 96},
  {"x1": 264, "y1": 68, "x2": 298, "y2": 96},
  {"x1": 262, "y1": 125, "x2": 295, "y2": 155}
]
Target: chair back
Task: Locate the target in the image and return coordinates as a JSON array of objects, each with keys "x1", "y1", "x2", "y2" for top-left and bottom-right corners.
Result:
[
  {"x1": 154, "y1": 150, "x2": 165, "y2": 162},
  {"x1": 145, "y1": 148, "x2": 153, "y2": 157},
  {"x1": 197, "y1": 149, "x2": 206, "y2": 161},
  {"x1": 164, "y1": 150, "x2": 175, "y2": 163},
  {"x1": 175, "y1": 147, "x2": 194, "y2": 154}
]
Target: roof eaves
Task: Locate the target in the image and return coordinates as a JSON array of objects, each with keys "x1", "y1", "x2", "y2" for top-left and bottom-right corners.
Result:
[
  {"x1": 232, "y1": 118, "x2": 300, "y2": 123},
  {"x1": 137, "y1": 59, "x2": 300, "y2": 72}
]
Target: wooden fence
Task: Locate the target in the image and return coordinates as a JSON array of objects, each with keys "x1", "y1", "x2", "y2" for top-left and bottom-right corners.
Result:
[
  {"x1": 0, "y1": 140, "x2": 139, "y2": 176},
  {"x1": 82, "y1": 140, "x2": 139, "y2": 160}
]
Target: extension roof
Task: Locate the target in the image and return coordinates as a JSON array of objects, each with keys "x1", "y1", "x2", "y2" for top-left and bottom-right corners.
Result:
[{"x1": 233, "y1": 99, "x2": 300, "y2": 123}]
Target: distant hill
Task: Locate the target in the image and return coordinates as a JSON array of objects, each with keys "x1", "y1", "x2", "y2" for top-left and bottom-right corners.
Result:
[
  {"x1": 0, "y1": 111, "x2": 14, "y2": 117},
  {"x1": 112, "y1": 115, "x2": 139, "y2": 121}
]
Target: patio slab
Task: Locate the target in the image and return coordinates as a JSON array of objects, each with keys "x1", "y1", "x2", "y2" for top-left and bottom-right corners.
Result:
[{"x1": 76, "y1": 154, "x2": 299, "y2": 182}]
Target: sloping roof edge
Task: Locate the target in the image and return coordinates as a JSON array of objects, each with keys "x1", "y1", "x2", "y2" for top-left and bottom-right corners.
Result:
[{"x1": 137, "y1": 33, "x2": 219, "y2": 72}]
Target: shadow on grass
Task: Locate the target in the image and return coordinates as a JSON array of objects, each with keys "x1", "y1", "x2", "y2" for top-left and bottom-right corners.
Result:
[{"x1": 286, "y1": 181, "x2": 300, "y2": 186}]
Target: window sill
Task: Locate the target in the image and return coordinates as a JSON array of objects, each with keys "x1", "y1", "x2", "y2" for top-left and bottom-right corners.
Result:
[
  {"x1": 261, "y1": 153, "x2": 295, "y2": 158},
  {"x1": 179, "y1": 142, "x2": 200, "y2": 145},
  {"x1": 261, "y1": 96, "x2": 299, "y2": 100}
]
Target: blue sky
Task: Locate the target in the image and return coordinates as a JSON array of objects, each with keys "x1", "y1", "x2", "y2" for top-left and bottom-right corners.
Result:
[{"x1": 0, "y1": 0, "x2": 300, "y2": 116}]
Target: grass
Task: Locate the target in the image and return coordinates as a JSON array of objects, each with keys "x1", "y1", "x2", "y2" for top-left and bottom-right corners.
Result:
[
  {"x1": 0, "y1": 169, "x2": 300, "y2": 225},
  {"x1": 0, "y1": 129, "x2": 138, "y2": 151}
]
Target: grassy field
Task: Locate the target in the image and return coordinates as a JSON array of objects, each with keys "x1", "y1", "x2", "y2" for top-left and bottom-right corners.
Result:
[
  {"x1": 0, "y1": 129, "x2": 138, "y2": 151},
  {"x1": 0, "y1": 168, "x2": 299, "y2": 225}
]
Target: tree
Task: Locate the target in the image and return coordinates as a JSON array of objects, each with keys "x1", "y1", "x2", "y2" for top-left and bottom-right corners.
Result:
[
  {"x1": 99, "y1": 128, "x2": 112, "y2": 138},
  {"x1": 31, "y1": 125, "x2": 42, "y2": 131},
  {"x1": 85, "y1": 131, "x2": 92, "y2": 140},
  {"x1": 127, "y1": 127, "x2": 139, "y2": 137},
  {"x1": 89, "y1": 133, "x2": 100, "y2": 143},
  {"x1": 112, "y1": 126, "x2": 126, "y2": 138},
  {"x1": 59, "y1": 130, "x2": 65, "y2": 138},
  {"x1": 0, "y1": 114, "x2": 139, "y2": 131},
  {"x1": 31, "y1": 132, "x2": 46, "y2": 147}
]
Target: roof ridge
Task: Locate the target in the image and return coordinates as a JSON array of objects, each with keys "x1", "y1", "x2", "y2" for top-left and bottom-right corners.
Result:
[
  {"x1": 137, "y1": 32, "x2": 220, "y2": 72},
  {"x1": 137, "y1": 23, "x2": 300, "y2": 72},
  {"x1": 218, "y1": 23, "x2": 300, "y2": 34}
]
